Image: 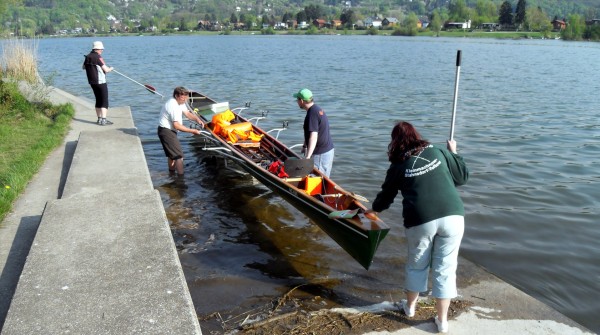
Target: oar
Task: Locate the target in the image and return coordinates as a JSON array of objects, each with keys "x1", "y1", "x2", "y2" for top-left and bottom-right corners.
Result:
[
  {"x1": 333, "y1": 185, "x2": 369, "y2": 202},
  {"x1": 112, "y1": 69, "x2": 164, "y2": 97},
  {"x1": 449, "y1": 50, "x2": 461, "y2": 141}
]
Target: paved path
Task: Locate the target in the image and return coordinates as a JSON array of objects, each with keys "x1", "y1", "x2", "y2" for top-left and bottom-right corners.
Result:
[{"x1": 0, "y1": 86, "x2": 201, "y2": 334}]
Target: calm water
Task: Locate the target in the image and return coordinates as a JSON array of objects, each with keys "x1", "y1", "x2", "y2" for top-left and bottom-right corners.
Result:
[{"x1": 22, "y1": 34, "x2": 600, "y2": 332}]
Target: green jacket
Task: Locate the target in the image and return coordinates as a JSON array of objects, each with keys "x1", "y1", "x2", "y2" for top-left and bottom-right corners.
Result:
[{"x1": 372, "y1": 145, "x2": 469, "y2": 228}]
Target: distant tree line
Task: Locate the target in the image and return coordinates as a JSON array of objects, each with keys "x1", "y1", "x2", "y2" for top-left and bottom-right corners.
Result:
[{"x1": 1, "y1": 0, "x2": 599, "y2": 41}]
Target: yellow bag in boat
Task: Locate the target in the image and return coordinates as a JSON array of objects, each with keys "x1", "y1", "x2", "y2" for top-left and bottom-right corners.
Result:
[
  {"x1": 211, "y1": 110, "x2": 235, "y2": 135},
  {"x1": 247, "y1": 132, "x2": 263, "y2": 142},
  {"x1": 212, "y1": 110, "x2": 264, "y2": 144}
]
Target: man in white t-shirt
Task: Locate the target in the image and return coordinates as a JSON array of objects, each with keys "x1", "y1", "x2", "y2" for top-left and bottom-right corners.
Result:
[{"x1": 157, "y1": 86, "x2": 205, "y2": 175}]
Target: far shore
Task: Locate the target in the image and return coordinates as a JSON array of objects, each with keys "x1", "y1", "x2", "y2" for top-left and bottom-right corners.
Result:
[{"x1": 2, "y1": 29, "x2": 561, "y2": 41}]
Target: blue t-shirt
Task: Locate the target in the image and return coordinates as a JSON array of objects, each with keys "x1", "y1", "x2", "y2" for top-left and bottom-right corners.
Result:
[{"x1": 303, "y1": 104, "x2": 334, "y2": 155}]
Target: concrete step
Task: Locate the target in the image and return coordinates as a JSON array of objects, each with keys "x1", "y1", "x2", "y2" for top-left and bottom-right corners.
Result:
[
  {"x1": 61, "y1": 129, "x2": 153, "y2": 199},
  {"x1": 2, "y1": 191, "x2": 201, "y2": 334}
]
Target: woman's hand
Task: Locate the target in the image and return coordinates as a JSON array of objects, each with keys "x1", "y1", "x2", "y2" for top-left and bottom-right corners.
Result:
[
  {"x1": 447, "y1": 139, "x2": 457, "y2": 154},
  {"x1": 364, "y1": 209, "x2": 379, "y2": 220}
]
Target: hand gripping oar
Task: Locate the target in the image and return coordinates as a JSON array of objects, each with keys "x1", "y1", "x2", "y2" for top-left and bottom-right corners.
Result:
[
  {"x1": 449, "y1": 50, "x2": 461, "y2": 141},
  {"x1": 112, "y1": 69, "x2": 164, "y2": 97}
]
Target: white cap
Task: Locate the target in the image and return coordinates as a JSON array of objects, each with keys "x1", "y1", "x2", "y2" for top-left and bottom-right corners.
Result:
[{"x1": 92, "y1": 41, "x2": 104, "y2": 50}]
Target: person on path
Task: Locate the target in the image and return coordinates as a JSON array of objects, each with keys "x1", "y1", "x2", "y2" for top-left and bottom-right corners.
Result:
[
  {"x1": 366, "y1": 121, "x2": 469, "y2": 334},
  {"x1": 157, "y1": 87, "x2": 205, "y2": 175},
  {"x1": 82, "y1": 41, "x2": 114, "y2": 126},
  {"x1": 293, "y1": 88, "x2": 335, "y2": 177}
]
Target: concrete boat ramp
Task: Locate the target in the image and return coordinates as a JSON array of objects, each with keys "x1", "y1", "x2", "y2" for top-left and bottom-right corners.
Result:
[{"x1": 0, "y1": 86, "x2": 595, "y2": 334}]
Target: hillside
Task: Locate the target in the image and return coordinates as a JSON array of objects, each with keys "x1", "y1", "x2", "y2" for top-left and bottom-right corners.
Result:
[{"x1": 1, "y1": 0, "x2": 599, "y2": 36}]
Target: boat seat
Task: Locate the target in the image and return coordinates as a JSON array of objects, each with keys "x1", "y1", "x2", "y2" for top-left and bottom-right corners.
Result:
[
  {"x1": 231, "y1": 140, "x2": 260, "y2": 148},
  {"x1": 303, "y1": 176, "x2": 322, "y2": 195}
]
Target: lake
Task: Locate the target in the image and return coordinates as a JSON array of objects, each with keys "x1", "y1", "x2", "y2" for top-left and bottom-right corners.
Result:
[{"x1": 21, "y1": 34, "x2": 600, "y2": 333}]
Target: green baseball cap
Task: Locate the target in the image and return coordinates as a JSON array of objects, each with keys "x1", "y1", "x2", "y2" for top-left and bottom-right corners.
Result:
[{"x1": 293, "y1": 88, "x2": 313, "y2": 101}]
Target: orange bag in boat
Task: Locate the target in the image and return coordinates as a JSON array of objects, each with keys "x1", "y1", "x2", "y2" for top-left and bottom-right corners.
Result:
[
  {"x1": 211, "y1": 110, "x2": 264, "y2": 144},
  {"x1": 211, "y1": 110, "x2": 235, "y2": 135},
  {"x1": 247, "y1": 131, "x2": 263, "y2": 142},
  {"x1": 223, "y1": 122, "x2": 252, "y2": 142}
]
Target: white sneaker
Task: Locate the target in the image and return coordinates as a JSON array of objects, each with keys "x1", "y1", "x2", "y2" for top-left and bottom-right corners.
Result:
[
  {"x1": 400, "y1": 299, "x2": 415, "y2": 317},
  {"x1": 435, "y1": 316, "x2": 449, "y2": 333}
]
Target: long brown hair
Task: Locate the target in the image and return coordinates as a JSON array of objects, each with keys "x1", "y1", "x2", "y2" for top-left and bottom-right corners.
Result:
[{"x1": 388, "y1": 121, "x2": 430, "y2": 163}]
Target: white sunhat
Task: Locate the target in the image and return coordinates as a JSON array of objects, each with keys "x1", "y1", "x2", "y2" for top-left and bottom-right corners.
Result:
[{"x1": 92, "y1": 41, "x2": 104, "y2": 50}]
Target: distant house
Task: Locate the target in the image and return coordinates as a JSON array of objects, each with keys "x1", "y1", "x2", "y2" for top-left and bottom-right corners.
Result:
[
  {"x1": 481, "y1": 22, "x2": 500, "y2": 31},
  {"x1": 585, "y1": 19, "x2": 600, "y2": 26},
  {"x1": 197, "y1": 20, "x2": 211, "y2": 30},
  {"x1": 287, "y1": 19, "x2": 298, "y2": 29},
  {"x1": 313, "y1": 19, "x2": 327, "y2": 28},
  {"x1": 382, "y1": 17, "x2": 398, "y2": 27},
  {"x1": 552, "y1": 19, "x2": 566, "y2": 30},
  {"x1": 274, "y1": 22, "x2": 287, "y2": 29},
  {"x1": 365, "y1": 18, "x2": 382, "y2": 28},
  {"x1": 418, "y1": 18, "x2": 429, "y2": 29},
  {"x1": 329, "y1": 19, "x2": 342, "y2": 29},
  {"x1": 445, "y1": 20, "x2": 471, "y2": 29},
  {"x1": 298, "y1": 21, "x2": 309, "y2": 29},
  {"x1": 109, "y1": 19, "x2": 123, "y2": 33}
]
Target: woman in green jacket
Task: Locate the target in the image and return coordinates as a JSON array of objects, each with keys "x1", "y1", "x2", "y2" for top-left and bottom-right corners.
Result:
[{"x1": 367, "y1": 121, "x2": 469, "y2": 333}]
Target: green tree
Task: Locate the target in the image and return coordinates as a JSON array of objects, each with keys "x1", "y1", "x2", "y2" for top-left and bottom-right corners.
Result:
[
  {"x1": 230, "y1": 13, "x2": 238, "y2": 24},
  {"x1": 304, "y1": 4, "x2": 324, "y2": 21},
  {"x1": 39, "y1": 21, "x2": 55, "y2": 35},
  {"x1": 296, "y1": 10, "x2": 307, "y2": 24},
  {"x1": 526, "y1": 6, "x2": 551, "y2": 34},
  {"x1": 515, "y1": 0, "x2": 527, "y2": 28},
  {"x1": 0, "y1": 0, "x2": 22, "y2": 17},
  {"x1": 393, "y1": 12, "x2": 418, "y2": 36},
  {"x1": 366, "y1": 26, "x2": 378, "y2": 35},
  {"x1": 475, "y1": 0, "x2": 497, "y2": 19},
  {"x1": 305, "y1": 25, "x2": 318, "y2": 34},
  {"x1": 340, "y1": 9, "x2": 356, "y2": 28},
  {"x1": 430, "y1": 8, "x2": 447, "y2": 36},
  {"x1": 178, "y1": 17, "x2": 187, "y2": 31},
  {"x1": 562, "y1": 14, "x2": 585, "y2": 40},
  {"x1": 242, "y1": 14, "x2": 256, "y2": 30},
  {"x1": 499, "y1": 1, "x2": 513, "y2": 26},
  {"x1": 282, "y1": 12, "x2": 293, "y2": 23},
  {"x1": 448, "y1": 0, "x2": 469, "y2": 21},
  {"x1": 583, "y1": 25, "x2": 600, "y2": 41}
]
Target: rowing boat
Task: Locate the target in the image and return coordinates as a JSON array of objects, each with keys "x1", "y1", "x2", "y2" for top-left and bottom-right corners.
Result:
[{"x1": 188, "y1": 91, "x2": 390, "y2": 270}]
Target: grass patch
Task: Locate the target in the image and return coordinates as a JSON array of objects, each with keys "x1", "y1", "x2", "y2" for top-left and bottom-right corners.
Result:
[{"x1": 0, "y1": 78, "x2": 74, "y2": 222}]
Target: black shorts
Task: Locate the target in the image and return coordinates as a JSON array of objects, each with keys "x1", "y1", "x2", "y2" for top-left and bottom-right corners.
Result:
[
  {"x1": 90, "y1": 83, "x2": 109, "y2": 109},
  {"x1": 157, "y1": 126, "x2": 183, "y2": 160}
]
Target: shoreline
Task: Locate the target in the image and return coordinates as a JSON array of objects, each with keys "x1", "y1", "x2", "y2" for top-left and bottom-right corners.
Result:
[{"x1": 2, "y1": 29, "x2": 562, "y2": 41}]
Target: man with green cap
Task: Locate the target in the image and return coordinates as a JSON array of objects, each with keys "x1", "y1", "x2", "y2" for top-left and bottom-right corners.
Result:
[{"x1": 293, "y1": 88, "x2": 335, "y2": 177}]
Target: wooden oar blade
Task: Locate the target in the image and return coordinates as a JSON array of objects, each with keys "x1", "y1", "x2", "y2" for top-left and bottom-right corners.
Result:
[
  {"x1": 144, "y1": 84, "x2": 157, "y2": 94},
  {"x1": 144, "y1": 84, "x2": 164, "y2": 97}
]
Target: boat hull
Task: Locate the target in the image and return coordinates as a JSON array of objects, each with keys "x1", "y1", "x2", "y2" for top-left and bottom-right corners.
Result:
[{"x1": 188, "y1": 91, "x2": 390, "y2": 270}]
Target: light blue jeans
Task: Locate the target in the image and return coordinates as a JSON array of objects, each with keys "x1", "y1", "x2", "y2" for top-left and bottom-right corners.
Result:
[
  {"x1": 404, "y1": 215, "x2": 464, "y2": 299},
  {"x1": 313, "y1": 148, "x2": 334, "y2": 178}
]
